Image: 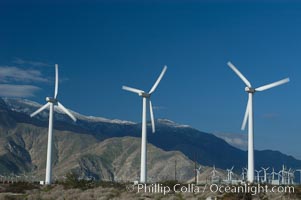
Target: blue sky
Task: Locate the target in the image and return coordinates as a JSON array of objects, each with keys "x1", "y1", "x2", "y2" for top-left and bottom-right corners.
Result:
[{"x1": 0, "y1": 1, "x2": 300, "y2": 159}]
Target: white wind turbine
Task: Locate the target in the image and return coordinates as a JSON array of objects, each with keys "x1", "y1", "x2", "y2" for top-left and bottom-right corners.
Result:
[
  {"x1": 195, "y1": 165, "x2": 202, "y2": 185},
  {"x1": 210, "y1": 165, "x2": 219, "y2": 182},
  {"x1": 226, "y1": 166, "x2": 234, "y2": 182},
  {"x1": 211, "y1": 165, "x2": 217, "y2": 177},
  {"x1": 30, "y1": 64, "x2": 76, "y2": 185},
  {"x1": 271, "y1": 168, "x2": 277, "y2": 181},
  {"x1": 280, "y1": 165, "x2": 287, "y2": 185},
  {"x1": 261, "y1": 167, "x2": 269, "y2": 183},
  {"x1": 287, "y1": 168, "x2": 296, "y2": 185},
  {"x1": 227, "y1": 61, "x2": 290, "y2": 183},
  {"x1": 241, "y1": 168, "x2": 247, "y2": 181},
  {"x1": 122, "y1": 66, "x2": 167, "y2": 183},
  {"x1": 255, "y1": 170, "x2": 262, "y2": 183}
]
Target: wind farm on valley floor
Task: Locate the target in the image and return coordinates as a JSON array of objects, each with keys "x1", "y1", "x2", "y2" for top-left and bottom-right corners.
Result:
[{"x1": 194, "y1": 164, "x2": 301, "y2": 186}]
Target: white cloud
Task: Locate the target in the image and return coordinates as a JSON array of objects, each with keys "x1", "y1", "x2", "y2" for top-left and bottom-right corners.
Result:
[
  {"x1": 12, "y1": 57, "x2": 49, "y2": 67},
  {"x1": 0, "y1": 84, "x2": 40, "y2": 97},
  {"x1": 0, "y1": 63, "x2": 47, "y2": 97},
  {"x1": 0, "y1": 66, "x2": 48, "y2": 83}
]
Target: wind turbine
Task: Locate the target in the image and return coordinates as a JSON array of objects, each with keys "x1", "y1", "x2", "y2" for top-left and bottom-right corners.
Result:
[
  {"x1": 241, "y1": 168, "x2": 247, "y2": 181},
  {"x1": 226, "y1": 166, "x2": 234, "y2": 182},
  {"x1": 211, "y1": 165, "x2": 217, "y2": 177},
  {"x1": 255, "y1": 170, "x2": 262, "y2": 183},
  {"x1": 288, "y1": 168, "x2": 295, "y2": 185},
  {"x1": 195, "y1": 165, "x2": 202, "y2": 185},
  {"x1": 279, "y1": 165, "x2": 287, "y2": 185},
  {"x1": 30, "y1": 64, "x2": 77, "y2": 185},
  {"x1": 122, "y1": 66, "x2": 167, "y2": 183},
  {"x1": 271, "y1": 168, "x2": 277, "y2": 182},
  {"x1": 261, "y1": 167, "x2": 269, "y2": 183},
  {"x1": 227, "y1": 61, "x2": 290, "y2": 183},
  {"x1": 210, "y1": 165, "x2": 219, "y2": 182}
]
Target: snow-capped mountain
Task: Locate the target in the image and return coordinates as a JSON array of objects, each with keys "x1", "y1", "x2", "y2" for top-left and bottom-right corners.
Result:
[
  {"x1": 0, "y1": 97, "x2": 300, "y2": 177},
  {"x1": 2, "y1": 97, "x2": 136, "y2": 125}
]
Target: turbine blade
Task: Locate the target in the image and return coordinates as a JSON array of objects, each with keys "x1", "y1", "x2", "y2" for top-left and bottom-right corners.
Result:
[
  {"x1": 149, "y1": 100, "x2": 155, "y2": 133},
  {"x1": 255, "y1": 78, "x2": 290, "y2": 92},
  {"x1": 30, "y1": 103, "x2": 50, "y2": 117},
  {"x1": 149, "y1": 65, "x2": 167, "y2": 94},
  {"x1": 57, "y1": 102, "x2": 77, "y2": 122},
  {"x1": 241, "y1": 96, "x2": 250, "y2": 130},
  {"x1": 227, "y1": 61, "x2": 251, "y2": 87},
  {"x1": 54, "y1": 64, "x2": 59, "y2": 99},
  {"x1": 122, "y1": 86, "x2": 144, "y2": 94}
]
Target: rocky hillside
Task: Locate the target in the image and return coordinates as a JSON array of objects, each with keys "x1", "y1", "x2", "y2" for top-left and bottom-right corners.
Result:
[
  {"x1": 0, "y1": 97, "x2": 300, "y2": 180},
  {"x1": 0, "y1": 121, "x2": 195, "y2": 182}
]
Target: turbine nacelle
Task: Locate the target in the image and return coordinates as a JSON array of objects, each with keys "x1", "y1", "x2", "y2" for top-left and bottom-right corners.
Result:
[
  {"x1": 245, "y1": 87, "x2": 255, "y2": 93},
  {"x1": 46, "y1": 97, "x2": 58, "y2": 104},
  {"x1": 139, "y1": 93, "x2": 151, "y2": 98}
]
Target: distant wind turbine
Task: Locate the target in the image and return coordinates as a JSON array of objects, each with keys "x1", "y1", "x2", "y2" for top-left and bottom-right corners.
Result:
[
  {"x1": 261, "y1": 167, "x2": 269, "y2": 183},
  {"x1": 226, "y1": 166, "x2": 234, "y2": 182},
  {"x1": 255, "y1": 170, "x2": 262, "y2": 183},
  {"x1": 122, "y1": 66, "x2": 167, "y2": 183},
  {"x1": 227, "y1": 61, "x2": 289, "y2": 183},
  {"x1": 30, "y1": 64, "x2": 76, "y2": 185},
  {"x1": 271, "y1": 168, "x2": 277, "y2": 181},
  {"x1": 195, "y1": 165, "x2": 202, "y2": 185}
]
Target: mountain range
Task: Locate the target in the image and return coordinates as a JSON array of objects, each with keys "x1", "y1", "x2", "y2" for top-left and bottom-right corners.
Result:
[{"x1": 0, "y1": 97, "x2": 300, "y2": 181}]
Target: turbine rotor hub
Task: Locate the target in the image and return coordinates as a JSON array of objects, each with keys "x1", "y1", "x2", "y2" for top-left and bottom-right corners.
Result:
[
  {"x1": 139, "y1": 93, "x2": 151, "y2": 98},
  {"x1": 245, "y1": 87, "x2": 255, "y2": 93},
  {"x1": 46, "y1": 97, "x2": 58, "y2": 103}
]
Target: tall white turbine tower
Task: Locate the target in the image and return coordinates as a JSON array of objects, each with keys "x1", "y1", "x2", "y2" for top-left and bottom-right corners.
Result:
[
  {"x1": 30, "y1": 64, "x2": 77, "y2": 185},
  {"x1": 122, "y1": 66, "x2": 167, "y2": 183},
  {"x1": 227, "y1": 61, "x2": 289, "y2": 183}
]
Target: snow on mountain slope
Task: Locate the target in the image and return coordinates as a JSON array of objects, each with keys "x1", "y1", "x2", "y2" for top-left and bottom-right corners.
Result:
[
  {"x1": 156, "y1": 119, "x2": 190, "y2": 128},
  {"x1": 2, "y1": 98, "x2": 136, "y2": 125}
]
